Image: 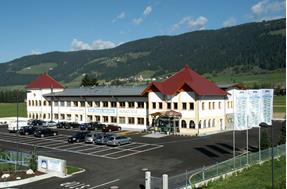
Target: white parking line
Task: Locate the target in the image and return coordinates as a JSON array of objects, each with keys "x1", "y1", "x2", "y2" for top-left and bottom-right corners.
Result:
[
  {"x1": 64, "y1": 145, "x2": 88, "y2": 150},
  {"x1": 77, "y1": 146, "x2": 102, "y2": 152},
  {"x1": 86, "y1": 179, "x2": 120, "y2": 189},
  {"x1": 44, "y1": 142, "x2": 70, "y2": 147},
  {"x1": 114, "y1": 145, "x2": 163, "y2": 159},
  {"x1": 36, "y1": 140, "x2": 58, "y2": 145}
]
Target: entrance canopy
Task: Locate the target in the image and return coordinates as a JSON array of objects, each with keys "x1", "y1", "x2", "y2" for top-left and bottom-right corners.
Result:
[{"x1": 150, "y1": 110, "x2": 182, "y2": 118}]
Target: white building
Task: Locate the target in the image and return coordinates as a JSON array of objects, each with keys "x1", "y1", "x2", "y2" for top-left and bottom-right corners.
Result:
[{"x1": 26, "y1": 66, "x2": 242, "y2": 135}]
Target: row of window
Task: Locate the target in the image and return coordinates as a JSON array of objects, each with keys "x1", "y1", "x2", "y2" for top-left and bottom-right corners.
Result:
[
  {"x1": 152, "y1": 102, "x2": 194, "y2": 110},
  {"x1": 227, "y1": 101, "x2": 234, "y2": 109},
  {"x1": 201, "y1": 102, "x2": 222, "y2": 110},
  {"x1": 180, "y1": 118, "x2": 223, "y2": 129},
  {"x1": 28, "y1": 100, "x2": 146, "y2": 109},
  {"x1": 28, "y1": 113, "x2": 146, "y2": 125}
]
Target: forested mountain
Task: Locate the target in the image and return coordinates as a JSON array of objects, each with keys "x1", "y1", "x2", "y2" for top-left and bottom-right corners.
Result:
[{"x1": 0, "y1": 18, "x2": 285, "y2": 87}]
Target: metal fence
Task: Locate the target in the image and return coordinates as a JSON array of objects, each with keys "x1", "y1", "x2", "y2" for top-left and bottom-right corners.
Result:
[
  {"x1": 165, "y1": 144, "x2": 286, "y2": 189},
  {"x1": 0, "y1": 150, "x2": 31, "y2": 172}
]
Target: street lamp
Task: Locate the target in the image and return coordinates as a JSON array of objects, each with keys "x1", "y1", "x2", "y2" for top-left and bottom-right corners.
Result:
[{"x1": 259, "y1": 121, "x2": 274, "y2": 189}]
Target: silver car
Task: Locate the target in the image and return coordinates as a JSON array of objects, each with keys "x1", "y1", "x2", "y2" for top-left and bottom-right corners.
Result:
[
  {"x1": 85, "y1": 133, "x2": 98, "y2": 144},
  {"x1": 95, "y1": 133, "x2": 114, "y2": 145},
  {"x1": 106, "y1": 136, "x2": 132, "y2": 146}
]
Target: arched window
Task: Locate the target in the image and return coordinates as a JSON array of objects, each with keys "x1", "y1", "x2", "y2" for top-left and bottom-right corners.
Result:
[
  {"x1": 198, "y1": 120, "x2": 201, "y2": 129},
  {"x1": 32, "y1": 114, "x2": 35, "y2": 119},
  {"x1": 35, "y1": 101, "x2": 38, "y2": 106},
  {"x1": 181, "y1": 120, "x2": 187, "y2": 128},
  {"x1": 203, "y1": 120, "x2": 206, "y2": 128},
  {"x1": 28, "y1": 100, "x2": 31, "y2": 106},
  {"x1": 218, "y1": 102, "x2": 221, "y2": 109},
  {"x1": 43, "y1": 114, "x2": 46, "y2": 119},
  {"x1": 208, "y1": 119, "x2": 211, "y2": 127},
  {"x1": 32, "y1": 100, "x2": 34, "y2": 106},
  {"x1": 44, "y1": 101, "x2": 46, "y2": 106},
  {"x1": 212, "y1": 119, "x2": 215, "y2": 127},
  {"x1": 39, "y1": 101, "x2": 41, "y2": 106},
  {"x1": 212, "y1": 102, "x2": 215, "y2": 109},
  {"x1": 189, "y1": 120, "x2": 195, "y2": 129},
  {"x1": 208, "y1": 102, "x2": 211, "y2": 109},
  {"x1": 202, "y1": 102, "x2": 205, "y2": 110}
]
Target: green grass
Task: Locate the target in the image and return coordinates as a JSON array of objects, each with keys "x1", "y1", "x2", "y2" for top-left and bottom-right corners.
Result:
[
  {"x1": 0, "y1": 103, "x2": 27, "y2": 118},
  {"x1": 66, "y1": 166, "x2": 82, "y2": 175},
  {"x1": 204, "y1": 156, "x2": 286, "y2": 189},
  {"x1": 16, "y1": 63, "x2": 58, "y2": 75},
  {"x1": 270, "y1": 29, "x2": 286, "y2": 36},
  {"x1": 274, "y1": 96, "x2": 286, "y2": 113}
]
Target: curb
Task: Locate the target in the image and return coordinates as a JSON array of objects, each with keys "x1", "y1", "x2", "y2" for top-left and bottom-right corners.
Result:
[{"x1": 62, "y1": 168, "x2": 86, "y2": 178}]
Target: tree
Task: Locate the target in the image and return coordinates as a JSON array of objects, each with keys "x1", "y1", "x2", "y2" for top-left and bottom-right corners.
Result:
[
  {"x1": 278, "y1": 121, "x2": 286, "y2": 145},
  {"x1": 29, "y1": 146, "x2": 37, "y2": 171},
  {"x1": 261, "y1": 130, "x2": 271, "y2": 150},
  {"x1": 81, "y1": 74, "x2": 98, "y2": 87}
]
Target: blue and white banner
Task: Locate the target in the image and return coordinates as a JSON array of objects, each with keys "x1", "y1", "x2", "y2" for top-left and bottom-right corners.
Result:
[
  {"x1": 261, "y1": 89, "x2": 273, "y2": 125},
  {"x1": 234, "y1": 90, "x2": 248, "y2": 130},
  {"x1": 248, "y1": 90, "x2": 261, "y2": 128}
]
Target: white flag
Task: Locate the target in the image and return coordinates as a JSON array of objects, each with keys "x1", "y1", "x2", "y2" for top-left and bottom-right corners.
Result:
[
  {"x1": 234, "y1": 90, "x2": 248, "y2": 130},
  {"x1": 247, "y1": 90, "x2": 261, "y2": 128},
  {"x1": 261, "y1": 89, "x2": 274, "y2": 125}
]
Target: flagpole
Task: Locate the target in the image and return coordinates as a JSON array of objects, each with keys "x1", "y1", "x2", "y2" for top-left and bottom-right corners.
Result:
[
  {"x1": 233, "y1": 89, "x2": 235, "y2": 169},
  {"x1": 246, "y1": 116, "x2": 249, "y2": 165},
  {"x1": 259, "y1": 126, "x2": 261, "y2": 163}
]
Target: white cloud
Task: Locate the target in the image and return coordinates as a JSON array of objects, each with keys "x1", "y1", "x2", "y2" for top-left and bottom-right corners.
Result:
[
  {"x1": 172, "y1": 16, "x2": 208, "y2": 32},
  {"x1": 133, "y1": 17, "x2": 143, "y2": 25},
  {"x1": 112, "y1": 12, "x2": 126, "y2": 23},
  {"x1": 70, "y1": 39, "x2": 117, "y2": 51},
  {"x1": 31, "y1": 49, "x2": 41, "y2": 55},
  {"x1": 251, "y1": 0, "x2": 285, "y2": 17},
  {"x1": 143, "y1": 6, "x2": 152, "y2": 16},
  {"x1": 223, "y1": 17, "x2": 237, "y2": 27}
]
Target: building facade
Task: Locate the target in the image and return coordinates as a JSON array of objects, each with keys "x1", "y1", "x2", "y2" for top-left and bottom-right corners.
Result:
[{"x1": 26, "y1": 66, "x2": 240, "y2": 135}]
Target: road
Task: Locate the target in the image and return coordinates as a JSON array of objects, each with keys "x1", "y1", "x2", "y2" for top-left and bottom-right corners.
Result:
[{"x1": 0, "y1": 120, "x2": 284, "y2": 189}]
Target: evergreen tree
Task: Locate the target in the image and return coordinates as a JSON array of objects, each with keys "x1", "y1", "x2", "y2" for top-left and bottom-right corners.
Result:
[
  {"x1": 81, "y1": 74, "x2": 98, "y2": 86},
  {"x1": 261, "y1": 130, "x2": 271, "y2": 150}
]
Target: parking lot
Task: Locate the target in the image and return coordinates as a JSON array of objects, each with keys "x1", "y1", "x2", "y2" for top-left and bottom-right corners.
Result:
[{"x1": 0, "y1": 131, "x2": 163, "y2": 160}]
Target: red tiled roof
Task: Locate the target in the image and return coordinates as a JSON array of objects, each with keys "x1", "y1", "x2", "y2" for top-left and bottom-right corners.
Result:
[
  {"x1": 25, "y1": 73, "x2": 64, "y2": 89},
  {"x1": 142, "y1": 65, "x2": 227, "y2": 96}
]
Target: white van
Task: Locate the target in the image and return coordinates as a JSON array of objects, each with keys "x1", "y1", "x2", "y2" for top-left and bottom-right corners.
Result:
[{"x1": 8, "y1": 120, "x2": 29, "y2": 132}]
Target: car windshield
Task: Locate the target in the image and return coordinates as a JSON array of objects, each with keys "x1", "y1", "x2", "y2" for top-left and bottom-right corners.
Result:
[{"x1": 86, "y1": 134, "x2": 92, "y2": 137}]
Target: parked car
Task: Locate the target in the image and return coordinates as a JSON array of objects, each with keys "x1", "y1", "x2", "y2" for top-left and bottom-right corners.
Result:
[
  {"x1": 102, "y1": 124, "x2": 121, "y2": 132},
  {"x1": 56, "y1": 122, "x2": 68, "y2": 128},
  {"x1": 106, "y1": 136, "x2": 132, "y2": 146},
  {"x1": 80, "y1": 123, "x2": 91, "y2": 130},
  {"x1": 95, "y1": 133, "x2": 115, "y2": 145},
  {"x1": 85, "y1": 133, "x2": 101, "y2": 144},
  {"x1": 87, "y1": 122, "x2": 106, "y2": 131},
  {"x1": 29, "y1": 119, "x2": 45, "y2": 126},
  {"x1": 43, "y1": 121, "x2": 57, "y2": 128},
  {"x1": 34, "y1": 128, "x2": 58, "y2": 137},
  {"x1": 68, "y1": 132, "x2": 88, "y2": 143},
  {"x1": 19, "y1": 126, "x2": 37, "y2": 135},
  {"x1": 64, "y1": 122, "x2": 80, "y2": 129}
]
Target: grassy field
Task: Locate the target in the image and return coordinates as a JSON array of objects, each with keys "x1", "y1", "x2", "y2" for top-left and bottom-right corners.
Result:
[
  {"x1": 16, "y1": 63, "x2": 58, "y2": 75},
  {"x1": 274, "y1": 96, "x2": 286, "y2": 113},
  {"x1": 204, "y1": 156, "x2": 286, "y2": 189},
  {"x1": 0, "y1": 103, "x2": 26, "y2": 118}
]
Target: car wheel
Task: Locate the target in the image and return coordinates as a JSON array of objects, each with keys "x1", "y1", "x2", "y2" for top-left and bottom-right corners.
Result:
[
  {"x1": 76, "y1": 139, "x2": 80, "y2": 143},
  {"x1": 128, "y1": 139, "x2": 132, "y2": 144},
  {"x1": 25, "y1": 132, "x2": 29, "y2": 135},
  {"x1": 41, "y1": 134, "x2": 44, "y2": 138}
]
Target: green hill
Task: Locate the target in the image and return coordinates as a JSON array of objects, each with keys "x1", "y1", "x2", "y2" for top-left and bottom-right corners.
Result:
[{"x1": 0, "y1": 18, "x2": 285, "y2": 87}]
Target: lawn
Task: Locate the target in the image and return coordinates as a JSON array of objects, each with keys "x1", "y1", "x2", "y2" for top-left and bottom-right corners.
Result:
[
  {"x1": 66, "y1": 166, "x2": 82, "y2": 175},
  {"x1": 274, "y1": 96, "x2": 286, "y2": 113},
  {"x1": 0, "y1": 103, "x2": 27, "y2": 118},
  {"x1": 204, "y1": 156, "x2": 286, "y2": 189}
]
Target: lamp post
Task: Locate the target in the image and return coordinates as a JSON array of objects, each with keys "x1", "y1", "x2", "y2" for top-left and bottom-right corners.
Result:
[{"x1": 259, "y1": 121, "x2": 274, "y2": 189}]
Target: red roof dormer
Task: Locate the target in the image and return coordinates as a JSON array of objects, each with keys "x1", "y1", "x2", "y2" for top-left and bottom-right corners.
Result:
[
  {"x1": 25, "y1": 73, "x2": 64, "y2": 89},
  {"x1": 142, "y1": 65, "x2": 227, "y2": 96}
]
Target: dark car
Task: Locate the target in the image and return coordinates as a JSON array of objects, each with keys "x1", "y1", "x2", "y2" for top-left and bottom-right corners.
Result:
[
  {"x1": 80, "y1": 123, "x2": 91, "y2": 130},
  {"x1": 56, "y1": 122, "x2": 68, "y2": 128},
  {"x1": 30, "y1": 119, "x2": 45, "y2": 126},
  {"x1": 87, "y1": 122, "x2": 106, "y2": 131},
  {"x1": 64, "y1": 122, "x2": 80, "y2": 129},
  {"x1": 68, "y1": 132, "x2": 88, "y2": 143},
  {"x1": 102, "y1": 124, "x2": 121, "y2": 132},
  {"x1": 19, "y1": 126, "x2": 37, "y2": 135},
  {"x1": 95, "y1": 133, "x2": 115, "y2": 145},
  {"x1": 34, "y1": 128, "x2": 58, "y2": 138}
]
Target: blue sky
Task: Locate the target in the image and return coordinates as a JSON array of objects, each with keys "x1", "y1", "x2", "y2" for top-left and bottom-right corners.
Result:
[{"x1": 0, "y1": 0, "x2": 285, "y2": 63}]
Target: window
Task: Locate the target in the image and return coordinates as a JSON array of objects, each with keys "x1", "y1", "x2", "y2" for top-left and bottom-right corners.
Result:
[
  {"x1": 111, "y1": 102, "x2": 117, "y2": 107},
  {"x1": 111, "y1": 116, "x2": 117, "y2": 123},
  {"x1": 218, "y1": 102, "x2": 221, "y2": 109},
  {"x1": 212, "y1": 119, "x2": 215, "y2": 127},
  {"x1": 60, "y1": 114, "x2": 65, "y2": 119},
  {"x1": 28, "y1": 100, "x2": 31, "y2": 106},
  {"x1": 167, "y1": 102, "x2": 171, "y2": 109},
  {"x1": 189, "y1": 102, "x2": 194, "y2": 110},
  {"x1": 80, "y1": 115, "x2": 83, "y2": 121},
  {"x1": 95, "y1": 116, "x2": 100, "y2": 122},
  {"x1": 43, "y1": 101, "x2": 46, "y2": 106},
  {"x1": 119, "y1": 117, "x2": 125, "y2": 124},
  {"x1": 128, "y1": 117, "x2": 135, "y2": 124},
  {"x1": 54, "y1": 101, "x2": 58, "y2": 106},
  {"x1": 137, "y1": 102, "x2": 144, "y2": 108},
  {"x1": 189, "y1": 120, "x2": 195, "y2": 129},
  {"x1": 80, "y1": 101, "x2": 85, "y2": 107},
  {"x1": 198, "y1": 120, "x2": 202, "y2": 129},
  {"x1": 212, "y1": 102, "x2": 215, "y2": 109},
  {"x1": 60, "y1": 101, "x2": 65, "y2": 107},
  {"x1": 35, "y1": 101, "x2": 38, "y2": 106},
  {"x1": 203, "y1": 120, "x2": 206, "y2": 128},
  {"x1": 103, "y1": 116, "x2": 108, "y2": 122},
  {"x1": 152, "y1": 102, "x2": 156, "y2": 109},
  {"x1": 231, "y1": 101, "x2": 233, "y2": 108},
  {"x1": 181, "y1": 120, "x2": 187, "y2": 128},
  {"x1": 32, "y1": 100, "x2": 34, "y2": 106},
  {"x1": 202, "y1": 102, "x2": 205, "y2": 110},
  {"x1": 158, "y1": 102, "x2": 162, "y2": 109},
  {"x1": 182, "y1": 103, "x2": 187, "y2": 110},
  {"x1": 103, "y1": 101, "x2": 109, "y2": 107},
  {"x1": 39, "y1": 101, "x2": 41, "y2": 106},
  {"x1": 67, "y1": 101, "x2": 71, "y2": 107},
  {"x1": 173, "y1": 102, "x2": 178, "y2": 110},
  {"x1": 208, "y1": 102, "x2": 211, "y2": 109},
  {"x1": 208, "y1": 119, "x2": 211, "y2": 127},
  {"x1": 87, "y1": 101, "x2": 92, "y2": 107},
  {"x1": 54, "y1": 114, "x2": 59, "y2": 119},
  {"x1": 67, "y1": 114, "x2": 71, "y2": 120},
  {"x1": 128, "y1": 102, "x2": 135, "y2": 108},
  {"x1": 43, "y1": 114, "x2": 46, "y2": 119},
  {"x1": 137, "y1": 118, "x2": 144, "y2": 125},
  {"x1": 73, "y1": 101, "x2": 78, "y2": 107},
  {"x1": 119, "y1": 102, "x2": 125, "y2": 108},
  {"x1": 94, "y1": 101, "x2": 100, "y2": 107}
]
